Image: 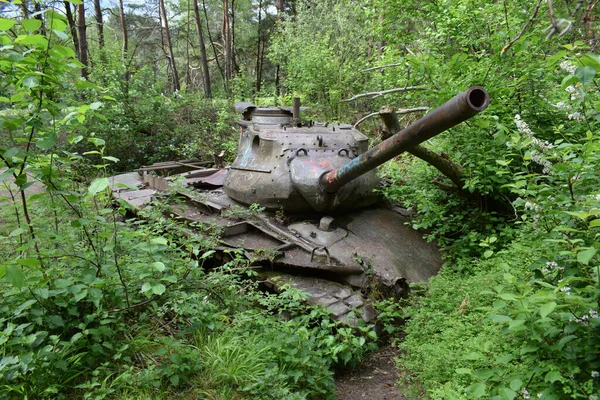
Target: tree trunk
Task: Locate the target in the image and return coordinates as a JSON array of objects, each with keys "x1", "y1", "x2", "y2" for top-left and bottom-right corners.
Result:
[
  {"x1": 231, "y1": 0, "x2": 239, "y2": 75},
  {"x1": 223, "y1": 0, "x2": 232, "y2": 92},
  {"x1": 64, "y1": 1, "x2": 79, "y2": 59},
  {"x1": 274, "y1": 0, "x2": 284, "y2": 96},
  {"x1": 193, "y1": 0, "x2": 212, "y2": 97},
  {"x1": 77, "y1": 2, "x2": 89, "y2": 79},
  {"x1": 255, "y1": 0, "x2": 262, "y2": 93},
  {"x1": 202, "y1": 0, "x2": 225, "y2": 89},
  {"x1": 159, "y1": 0, "x2": 181, "y2": 92},
  {"x1": 33, "y1": 2, "x2": 46, "y2": 36},
  {"x1": 93, "y1": 0, "x2": 104, "y2": 49}
]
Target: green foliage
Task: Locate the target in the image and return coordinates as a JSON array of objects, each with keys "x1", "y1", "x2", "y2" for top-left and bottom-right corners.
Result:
[
  {"x1": 269, "y1": 0, "x2": 373, "y2": 118},
  {"x1": 393, "y1": 45, "x2": 600, "y2": 399}
]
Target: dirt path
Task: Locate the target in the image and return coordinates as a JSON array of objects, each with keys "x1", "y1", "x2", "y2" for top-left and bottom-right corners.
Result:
[
  {"x1": 0, "y1": 168, "x2": 45, "y2": 203},
  {"x1": 335, "y1": 346, "x2": 407, "y2": 400}
]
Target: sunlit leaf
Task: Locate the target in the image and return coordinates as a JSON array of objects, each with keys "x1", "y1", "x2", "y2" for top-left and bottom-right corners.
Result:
[
  {"x1": 539, "y1": 302, "x2": 557, "y2": 318},
  {"x1": 0, "y1": 18, "x2": 17, "y2": 31},
  {"x1": 4, "y1": 265, "x2": 25, "y2": 288},
  {"x1": 22, "y1": 76, "x2": 40, "y2": 88},
  {"x1": 22, "y1": 19, "x2": 42, "y2": 31},
  {"x1": 152, "y1": 283, "x2": 166, "y2": 295},
  {"x1": 577, "y1": 248, "x2": 597, "y2": 265},
  {"x1": 36, "y1": 133, "x2": 56, "y2": 150},
  {"x1": 88, "y1": 177, "x2": 109, "y2": 195},
  {"x1": 575, "y1": 66, "x2": 596, "y2": 86}
]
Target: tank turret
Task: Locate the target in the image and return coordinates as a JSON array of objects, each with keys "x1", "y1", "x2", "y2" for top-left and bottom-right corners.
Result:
[{"x1": 224, "y1": 86, "x2": 489, "y2": 212}]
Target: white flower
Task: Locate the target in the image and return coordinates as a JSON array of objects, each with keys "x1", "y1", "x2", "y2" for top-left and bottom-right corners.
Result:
[
  {"x1": 590, "y1": 310, "x2": 599, "y2": 319},
  {"x1": 560, "y1": 285, "x2": 571, "y2": 294},
  {"x1": 592, "y1": 370, "x2": 599, "y2": 378},
  {"x1": 537, "y1": 394, "x2": 543, "y2": 399},
  {"x1": 560, "y1": 61, "x2": 577, "y2": 74},
  {"x1": 568, "y1": 112, "x2": 582, "y2": 121},
  {"x1": 521, "y1": 389, "x2": 531, "y2": 399}
]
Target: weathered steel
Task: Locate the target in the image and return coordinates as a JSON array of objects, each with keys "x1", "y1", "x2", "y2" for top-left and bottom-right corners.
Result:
[
  {"x1": 320, "y1": 86, "x2": 489, "y2": 193},
  {"x1": 224, "y1": 87, "x2": 488, "y2": 212}
]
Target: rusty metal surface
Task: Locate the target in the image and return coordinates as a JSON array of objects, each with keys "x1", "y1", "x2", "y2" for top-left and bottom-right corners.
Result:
[
  {"x1": 187, "y1": 168, "x2": 228, "y2": 187},
  {"x1": 320, "y1": 86, "x2": 489, "y2": 193}
]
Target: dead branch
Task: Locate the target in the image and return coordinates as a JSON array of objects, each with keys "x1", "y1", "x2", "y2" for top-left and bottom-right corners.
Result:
[
  {"x1": 360, "y1": 62, "x2": 404, "y2": 72},
  {"x1": 354, "y1": 107, "x2": 428, "y2": 127},
  {"x1": 341, "y1": 86, "x2": 429, "y2": 102},
  {"x1": 354, "y1": 112, "x2": 379, "y2": 127},
  {"x1": 379, "y1": 106, "x2": 512, "y2": 213},
  {"x1": 501, "y1": 0, "x2": 543, "y2": 55},
  {"x1": 379, "y1": 106, "x2": 466, "y2": 190}
]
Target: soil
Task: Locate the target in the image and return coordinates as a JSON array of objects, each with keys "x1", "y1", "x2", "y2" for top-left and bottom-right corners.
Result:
[{"x1": 334, "y1": 345, "x2": 407, "y2": 400}]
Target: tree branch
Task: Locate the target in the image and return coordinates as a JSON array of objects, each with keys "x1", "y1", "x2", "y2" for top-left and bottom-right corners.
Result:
[
  {"x1": 501, "y1": 0, "x2": 543, "y2": 55},
  {"x1": 360, "y1": 62, "x2": 403, "y2": 72},
  {"x1": 341, "y1": 86, "x2": 429, "y2": 102},
  {"x1": 354, "y1": 107, "x2": 428, "y2": 127}
]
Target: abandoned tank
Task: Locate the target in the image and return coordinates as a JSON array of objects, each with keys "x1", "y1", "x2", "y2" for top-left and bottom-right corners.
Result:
[{"x1": 109, "y1": 86, "x2": 490, "y2": 325}]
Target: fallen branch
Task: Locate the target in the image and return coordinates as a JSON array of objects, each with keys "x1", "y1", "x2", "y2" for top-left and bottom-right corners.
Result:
[
  {"x1": 354, "y1": 107, "x2": 428, "y2": 127},
  {"x1": 379, "y1": 106, "x2": 512, "y2": 213},
  {"x1": 341, "y1": 86, "x2": 429, "y2": 102},
  {"x1": 379, "y1": 106, "x2": 466, "y2": 190}
]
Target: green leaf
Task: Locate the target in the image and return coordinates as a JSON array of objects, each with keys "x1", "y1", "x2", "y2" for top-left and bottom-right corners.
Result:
[
  {"x1": 15, "y1": 173, "x2": 27, "y2": 186},
  {"x1": 9, "y1": 228, "x2": 26, "y2": 237},
  {"x1": 561, "y1": 74, "x2": 580, "y2": 89},
  {"x1": 455, "y1": 368, "x2": 472, "y2": 375},
  {"x1": 22, "y1": 19, "x2": 42, "y2": 31},
  {"x1": 68, "y1": 134, "x2": 84, "y2": 144},
  {"x1": 498, "y1": 293, "x2": 517, "y2": 301},
  {"x1": 0, "y1": 18, "x2": 17, "y2": 31},
  {"x1": 467, "y1": 382, "x2": 486, "y2": 398},
  {"x1": 141, "y1": 282, "x2": 152, "y2": 293},
  {"x1": 36, "y1": 133, "x2": 56, "y2": 150},
  {"x1": 575, "y1": 66, "x2": 596, "y2": 86},
  {"x1": 201, "y1": 250, "x2": 216, "y2": 259},
  {"x1": 88, "y1": 137, "x2": 106, "y2": 147},
  {"x1": 152, "y1": 284, "x2": 166, "y2": 295},
  {"x1": 577, "y1": 248, "x2": 597, "y2": 265},
  {"x1": 52, "y1": 29, "x2": 68, "y2": 40},
  {"x1": 483, "y1": 250, "x2": 494, "y2": 258},
  {"x1": 589, "y1": 219, "x2": 600, "y2": 228},
  {"x1": 88, "y1": 178, "x2": 109, "y2": 196},
  {"x1": 17, "y1": 258, "x2": 40, "y2": 267},
  {"x1": 153, "y1": 262, "x2": 166, "y2": 272},
  {"x1": 89, "y1": 102, "x2": 103, "y2": 110},
  {"x1": 509, "y1": 378, "x2": 523, "y2": 391},
  {"x1": 489, "y1": 314, "x2": 512, "y2": 323},
  {"x1": 102, "y1": 156, "x2": 119, "y2": 163},
  {"x1": 0, "y1": 96, "x2": 9, "y2": 103},
  {"x1": 22, "y1": 76, "x2": 40, "y2": 88},
  {"x1": 15, "y1": 34, "x2": 49, "y2": 48},
  {"x1": 150, "y1": 237, "x2": 168, "y2": 245},
  {"x1": 545, "y1": 370, "x2": 562, "y2": 383},
  {"x1": 54, "y1": 45, "x2": 76, "y2": 58},
  {"x1": 498, "y1": 387, "x2": 516, "y2": 400},
  {"x1": 4, "y1": 265, "x2": 25, "y2": 288},
  {"x1": 539, "y1": 302, "x2": 557, "y2": 318}
]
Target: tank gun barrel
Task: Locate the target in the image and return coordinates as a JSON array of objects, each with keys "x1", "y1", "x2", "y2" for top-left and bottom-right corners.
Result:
[{"x1": 319, "y1": 86, "x2": 489, "y2": 194}]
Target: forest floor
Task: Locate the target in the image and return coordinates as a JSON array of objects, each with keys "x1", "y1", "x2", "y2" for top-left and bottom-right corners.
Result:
[{"x1": 335, "y1": 345, "x2": 407, "y2": 400}]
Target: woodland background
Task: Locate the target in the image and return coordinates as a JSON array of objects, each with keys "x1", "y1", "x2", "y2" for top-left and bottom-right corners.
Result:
[{"x1": 0, "y1": 0, "x2": 599, "y2": 399}]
